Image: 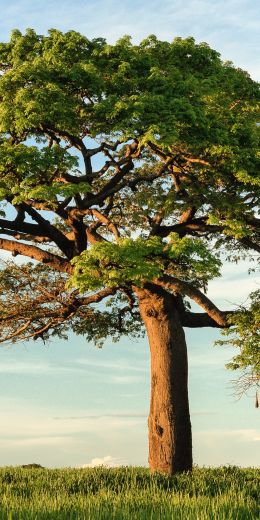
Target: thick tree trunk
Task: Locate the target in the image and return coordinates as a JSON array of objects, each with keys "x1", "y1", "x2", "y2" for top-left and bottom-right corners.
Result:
[{"x1": 136, "y1": 285, "x2": 192, "y2": 474}]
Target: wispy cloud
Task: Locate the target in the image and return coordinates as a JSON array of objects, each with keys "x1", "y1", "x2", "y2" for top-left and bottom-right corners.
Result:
[
  {"x1": 0, "y1": 436, "x2": 74, "y2": 448},
  {"x1": 75, "y1": 358, "x2": 148, "y2": 373},
  {"x1": 0, "y1": 359, "x2": 147, "y2": 381},
  {"x1": 54, "y1": 412, "x2": 146, "y2": 420},
  {"x1": 195, "y1": 428, "x2": 260, "y2": 443},
  {"x1": 54, "y1": 410, "x2": 216, "y2": 421},
  {"x1": 110, "y1": 374, "x2": 143, "y2": 384},
  {"x1": 189, "y1": 353, "x2": 229, "y2": 368},
  {"x1": 0, "y1": 408, "x2": 145, "y2": 438},
  {"x1": 193, "y1": 427, "x2": 260, "y2": 466},
  {"x1": 0, "y1": 360, "x2": 81, "y2": 375}
]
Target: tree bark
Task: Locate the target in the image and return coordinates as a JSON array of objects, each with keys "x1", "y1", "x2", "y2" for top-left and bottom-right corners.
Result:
[{"x1": 136, "y1": 285, "x2": 192, "y2": 474}]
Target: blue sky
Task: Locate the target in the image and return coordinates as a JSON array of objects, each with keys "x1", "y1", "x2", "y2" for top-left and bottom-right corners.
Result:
[{"x1": 0, "y1": 0, "x2": 259, "y2": 469}]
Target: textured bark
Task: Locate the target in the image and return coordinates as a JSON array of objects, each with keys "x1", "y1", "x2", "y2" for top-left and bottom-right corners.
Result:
[{"x1": 136, "y1": 285, "x2": 192, "y2": 474}]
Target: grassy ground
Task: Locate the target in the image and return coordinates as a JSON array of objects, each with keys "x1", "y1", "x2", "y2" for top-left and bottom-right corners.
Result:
[{"x1": 0, "y1": 465, "x2": 259, "y2": 519}]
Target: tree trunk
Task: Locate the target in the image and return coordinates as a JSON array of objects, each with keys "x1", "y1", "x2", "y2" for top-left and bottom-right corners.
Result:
[{"x1": 136, "y1": 285, "x2": 192, "y2": 474}]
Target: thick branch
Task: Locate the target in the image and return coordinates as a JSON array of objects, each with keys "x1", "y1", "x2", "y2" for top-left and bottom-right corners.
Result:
[
  {"x1": 86, "y1": 227, "x2": 106, "y2": 244},
  {"x1": 151, "y1": 218, "x2": 222, "y2": 238},
  {"x1": 239, "y1": 236, "x2": 260, "y2": 254},
  {"x1": 0, "y1": 238, "x2": 72, "y2": 273},
  {"x1": 22, "y1": 204, "x2": 74, "y2": 259},
  {"x1": 0, "y1": 217, "x2": 49, "y2": 238},
  {"x1": 83, "y1": 159, "x2": 134, "y2": 209},
  {"x1": 155, "y1": 275, "x2": 228, "y2": 326},
  {"x1": 88, "y1": 209, "x2": 120, "y2": 240},
  {"x1": 178, "y1": 207, "x2": 197, "y2": 224},
  {"x1": 0, "y1": 229, "x2": 51, "y2": 244},
  {"x1": 67, "y1": 215, "x2": 87, "y2": 254},
  {"x1": 181, "y1": 311, "x2": 233, "y2": 328}
]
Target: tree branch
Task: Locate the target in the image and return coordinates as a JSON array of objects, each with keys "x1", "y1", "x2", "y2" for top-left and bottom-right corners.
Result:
[
  {"x1": 88, "y1": 209, "x2": 120, "y2": 240},
  {"x1": 0, "y1": 217, "x2": 49, "y2": 238},
  {"x1": 78, "y1": 286, "x2": 118, "y2": 305},
  {"x1": 239, "y1": 236, "x2": 260, "y2": 254},
  {"x1": 43, "y1": 126, "x2": 93, "y2": 176},
  {"x1": 181, "y1": 311, "x2": 233, "y2": 328},
  {"x1": 22, "y1": 204, "x2": 74, "y2": 258},
  {"x1": 151, "y1": 218, "x2": 222, "y2": 238},
  {"x1": 0, "y1": 238, "x2": 72, "y2": 273},
  {"x1": 155, "y1": 275, "x2": 228, "y2": 326}
]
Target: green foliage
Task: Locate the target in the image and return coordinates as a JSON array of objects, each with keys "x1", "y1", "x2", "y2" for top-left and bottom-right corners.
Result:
[
  {"x1": 207, "y1": 213, "x2": 252, "y2": 239},
  {"x1": 0, "y1": 142, "x2": 81, "y2": 204},
  {"x1": 12, "y1": 180, "x2": 91, "y2": 206},
  {"x1": 69, "y1": 236, "x2": 165, "y2": 291},
  {"x1": 0, "y1": 466, "x2": 258, "y2": 519},
  {"x1": 235, "y1": 169, "x2": 260, "y2": 187},
  {"x1": 0, "y1": 29, "x2": 258, "y2": 149},
  {"x1": 216, "y1": 291, "x2": 260, "y2": 389},
  {"x1": 167, "y1": 233, "x2": 221, "y2": 284},
  {"x1": 69, "y1": 234, "x2": 221, "y2": 292}
]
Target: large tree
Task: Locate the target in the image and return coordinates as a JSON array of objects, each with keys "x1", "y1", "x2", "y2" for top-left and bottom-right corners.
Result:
[{"x1": 0, "y1": 30, "x2": 259, "y2": 474}]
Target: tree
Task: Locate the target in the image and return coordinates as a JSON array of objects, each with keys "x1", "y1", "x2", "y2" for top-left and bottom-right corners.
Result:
[{"x1": 0, "y1": 29, "x2": 259, "y2": 474}]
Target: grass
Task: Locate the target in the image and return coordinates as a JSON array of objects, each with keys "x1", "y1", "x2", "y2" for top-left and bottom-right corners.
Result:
[{"x1": 0, "y1": 465, "x2": 259, "y2": 519}]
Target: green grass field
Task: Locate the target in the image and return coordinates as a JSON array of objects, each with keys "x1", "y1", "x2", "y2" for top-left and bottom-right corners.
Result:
[{"x1": 0, "y1": 465, "x2": 259, "y2": 519}]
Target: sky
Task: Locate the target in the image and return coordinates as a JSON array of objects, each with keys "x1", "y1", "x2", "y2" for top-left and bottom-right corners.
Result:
[{"x1": 0, "y1": 0, "x2": 259, "y2": 469}]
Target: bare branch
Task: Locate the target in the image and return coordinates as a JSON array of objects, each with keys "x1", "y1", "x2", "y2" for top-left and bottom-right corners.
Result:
[
  {"x1": 43, "y1": 125, "x2": 93, "y2": 176},
  {"x1": 79, "y1": 286, "x2": 118, "y2": 305},
  {"x1": 2, "y1": 319, "x2": 32, "y2": 342}
]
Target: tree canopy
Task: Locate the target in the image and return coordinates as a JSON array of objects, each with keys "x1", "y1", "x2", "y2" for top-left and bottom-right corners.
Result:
[{"x1": 0, "y1": 28, "x2": 259, "y2": 390}]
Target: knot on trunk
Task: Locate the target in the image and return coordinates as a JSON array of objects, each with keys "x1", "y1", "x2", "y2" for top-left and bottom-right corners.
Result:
[{"x1": 146, "y1": 307, "x2": 158, "y2": 318}]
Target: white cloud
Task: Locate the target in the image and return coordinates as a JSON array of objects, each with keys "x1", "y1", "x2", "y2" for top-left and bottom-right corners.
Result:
[
  {"x1": 189, "y1": 353, "x2": 228, "y2": 367},
  {"x1": 81, "y1": 455, "x2": 128, "y2": 468},
  {"x1": 226, "y1": 429, "x2": 260, "y2": 442}
]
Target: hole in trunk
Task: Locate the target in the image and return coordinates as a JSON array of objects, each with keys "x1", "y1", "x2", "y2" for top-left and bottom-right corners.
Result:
[
  {"x1": 156, "y1": 424, "x2": 164, "y2": 437},
  {"x1": 146, "y1": 308, "x2": 158, "y2": 317}
]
